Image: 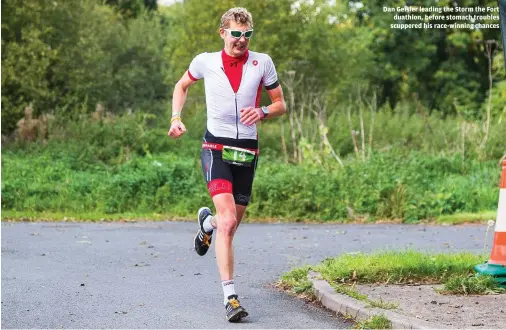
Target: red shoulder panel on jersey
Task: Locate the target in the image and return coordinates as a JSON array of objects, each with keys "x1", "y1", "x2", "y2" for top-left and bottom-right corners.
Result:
[{"x1": 187, "y1": 70, "x2": 199, "y2": 81}]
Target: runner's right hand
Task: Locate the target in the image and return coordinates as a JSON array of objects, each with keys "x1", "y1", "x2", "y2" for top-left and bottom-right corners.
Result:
[{"x1": 168, "y1": 119, "x2": 187, "y2": 139}]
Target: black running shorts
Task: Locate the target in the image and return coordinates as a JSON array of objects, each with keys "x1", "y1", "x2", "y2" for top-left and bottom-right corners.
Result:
[{"x1": 200, "y1": 130, "x2": 259, "y2": 206}]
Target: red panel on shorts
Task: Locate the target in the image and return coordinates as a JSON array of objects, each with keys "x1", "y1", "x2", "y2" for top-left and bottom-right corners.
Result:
[{"x1": 207, "y1": 179, "x2": 233, "y2": 197}]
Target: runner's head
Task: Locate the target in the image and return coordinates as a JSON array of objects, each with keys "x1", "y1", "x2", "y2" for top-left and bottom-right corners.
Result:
[{"x1": 219, "y1": 7, "x2": 253, "y2": 57}]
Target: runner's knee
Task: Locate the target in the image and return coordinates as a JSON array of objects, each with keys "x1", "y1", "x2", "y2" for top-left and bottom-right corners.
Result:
[{"x1": 217, "y1": 211, "x2": 237, "y2": 235}]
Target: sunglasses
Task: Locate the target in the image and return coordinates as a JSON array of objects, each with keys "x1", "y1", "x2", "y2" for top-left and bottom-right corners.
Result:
[{"x1": 224, "y1": 29, "x2": 254, "y2": 39}]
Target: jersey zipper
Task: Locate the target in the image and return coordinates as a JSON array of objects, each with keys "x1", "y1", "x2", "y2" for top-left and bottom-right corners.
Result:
[
  {"x1": 237, "y1": 62, "x2": 249, "y2": 139},
  {"x1": 235, "y1": 94, "x2": 239, "y2": 139}
]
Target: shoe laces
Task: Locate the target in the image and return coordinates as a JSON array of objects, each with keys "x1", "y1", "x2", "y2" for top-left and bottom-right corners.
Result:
[
  {"x1": 202, "y1": 233, "x2": 211, "y2": 247},
  {"x1": 228, "y1": 298, "x2": 240, "y2": 309}
]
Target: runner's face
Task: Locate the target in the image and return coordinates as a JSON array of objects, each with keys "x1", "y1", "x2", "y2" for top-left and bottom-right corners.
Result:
[{"x1": 221, "y1": 22, "x2": 251, "y2": 57}]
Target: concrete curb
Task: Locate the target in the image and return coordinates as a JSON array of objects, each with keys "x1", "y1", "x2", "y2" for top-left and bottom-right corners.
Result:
[{"x1": 308, "y1": 271, "x2": 446, "y2": 329}]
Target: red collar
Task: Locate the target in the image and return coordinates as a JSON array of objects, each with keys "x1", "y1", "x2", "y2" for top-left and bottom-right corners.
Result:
[{"x1": 221, "y1": 49, "x2": 249, "y2": 64}]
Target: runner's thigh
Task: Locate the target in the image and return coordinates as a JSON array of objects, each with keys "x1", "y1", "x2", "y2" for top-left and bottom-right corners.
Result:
[
  {"x1": 201, "y1": 149, "x2": 234, "y2": 197},
  {"x1": 231, "y1": 156, "x2": 258, "y2": 206}
]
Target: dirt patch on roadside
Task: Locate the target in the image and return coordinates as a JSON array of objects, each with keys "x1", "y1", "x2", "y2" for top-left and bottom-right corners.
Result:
[{"x1": 355, "y1": 284, "x2": 505, "y2": 328}]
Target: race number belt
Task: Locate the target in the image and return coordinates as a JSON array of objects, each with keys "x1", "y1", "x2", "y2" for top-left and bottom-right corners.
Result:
[{"x1": 202, "y1": 142, "x2": 258, "y2": 167}]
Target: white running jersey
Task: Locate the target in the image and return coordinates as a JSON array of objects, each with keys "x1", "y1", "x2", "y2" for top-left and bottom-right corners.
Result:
[{"x1": 188, "y1": 50, "x2": 279, "y2": 140}]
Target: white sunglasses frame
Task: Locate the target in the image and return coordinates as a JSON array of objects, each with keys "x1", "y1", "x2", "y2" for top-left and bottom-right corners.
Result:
[{"x1": 223, "y1": 28, "x2": 254, "y2": 39}]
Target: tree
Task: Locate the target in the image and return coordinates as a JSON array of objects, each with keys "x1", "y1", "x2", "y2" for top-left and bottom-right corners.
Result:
[
  {"x1": 1, "y1": 0, "x2": 171, "y2": 135},
  {"x1": 103, "y1": 0, "x2": 158, "y2": 19},
  {"x1": 351, "y1": 0, "x2": 502, "y2": 117}
]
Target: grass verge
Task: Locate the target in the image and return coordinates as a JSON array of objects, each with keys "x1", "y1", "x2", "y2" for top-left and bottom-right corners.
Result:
[
  {"x1": 0, "y1": 210, "x2": 187, "y2": 222},
  {"x1": 279, "y1": 251, "x2": 505, "y2": 301},
  {"x1": 2, "y1": 209, "x2": 497, "y2": 225},
  {"x1": 316, "y1": 251, "x2": 486, "y2": 285},
  {"x1": 435, "y1": 211, "x2": 497, "y2": 225}
]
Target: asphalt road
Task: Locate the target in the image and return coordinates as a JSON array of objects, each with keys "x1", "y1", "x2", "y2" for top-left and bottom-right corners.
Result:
[{"x1": 1, "y1": 221, "x2": 492, "y2": 328}]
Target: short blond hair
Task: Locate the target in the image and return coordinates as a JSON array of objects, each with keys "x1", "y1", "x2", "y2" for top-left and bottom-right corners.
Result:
[{"x1": 220, "y1": 7, "x2": 253, "y2": 29}]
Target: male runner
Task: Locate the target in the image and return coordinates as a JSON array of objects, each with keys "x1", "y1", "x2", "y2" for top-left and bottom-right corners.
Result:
[{"x1": 168, "y1": 7, "x2": 286, "y2": 322}]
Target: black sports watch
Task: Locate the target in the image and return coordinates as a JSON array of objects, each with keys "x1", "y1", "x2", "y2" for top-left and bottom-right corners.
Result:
[{"x1": 261, "y1": 106, "x2": 270, "y2": 118}]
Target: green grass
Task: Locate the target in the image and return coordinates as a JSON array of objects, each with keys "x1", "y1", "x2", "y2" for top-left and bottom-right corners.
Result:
[
  {"x1": 330, "y1": 282, "x2": 368, "y2": 301},
  {"x1": 2, "y1": 209, "x2": 497, "y2": 225},
  {"x1": 354, "y1": 314, "x2": 392, "y2": 329},
  {"x1": 367, "y1": 297, "x2": 399, "y2": 310},
  {"x1": 315, "y1": 251, "x2": 487, "y2": 285},
  {"x1": 278, "y1": 266, "x2": 313, "y2": 295},
  {"x1": 0, "y1": 210, "x2": 189, "y2": 222},
  {"x1": 436, "y1": 211, "x2": 497, "y2": 225},
  {"x1": 280, "y1": 251, "x2": 504, "y2": 304},
  {"x1": 439, "y1": 275, "x2": 506, "y2": 295}
]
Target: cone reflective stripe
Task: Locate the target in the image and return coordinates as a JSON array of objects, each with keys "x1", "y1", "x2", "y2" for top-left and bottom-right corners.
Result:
[{"x1": 488, "y1": 160, "x2": 506, "y2": 266}]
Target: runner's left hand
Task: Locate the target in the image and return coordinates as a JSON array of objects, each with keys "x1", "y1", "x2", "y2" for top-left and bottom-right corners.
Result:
[{"x1": 239, "y1": 107, "x2": 264, "y2": 126}]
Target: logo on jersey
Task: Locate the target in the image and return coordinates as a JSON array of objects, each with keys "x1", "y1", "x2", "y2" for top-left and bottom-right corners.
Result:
[{"x1": 252, "y1": 60, "x2": 258, "y2": 66}]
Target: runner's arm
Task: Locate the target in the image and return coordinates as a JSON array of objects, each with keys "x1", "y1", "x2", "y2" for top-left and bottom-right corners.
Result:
[
  {"x1": 263, "y1": 85, "x2": 286, "y2": 119},
  {"x1": 172, "y1": 71, "x2": 199, "y2": 117}
]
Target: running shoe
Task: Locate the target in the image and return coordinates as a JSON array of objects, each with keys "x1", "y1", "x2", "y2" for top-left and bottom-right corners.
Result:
[
  {"x1": 194, "y1": 207, "x2": 213, "y2": 256},
  {"x1": 225, "y1": 294, "x2": 248, "y2": 322}
]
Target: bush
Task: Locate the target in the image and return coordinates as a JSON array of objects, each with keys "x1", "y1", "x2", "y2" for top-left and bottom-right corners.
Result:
[
  {"x1": 249, "y1": 152, "x2": 499, "y2": 222},
  {"x1": 2, "y1": 148, "x2": 499, "y2": 222},
  {"x1": 2, "y1": 103, "x2": 502, "y2": 222}
]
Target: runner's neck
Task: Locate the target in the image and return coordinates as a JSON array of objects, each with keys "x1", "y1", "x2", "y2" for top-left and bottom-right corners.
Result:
[{"x1": 222, "y1": 49, "x2": 249, "y2": 63}]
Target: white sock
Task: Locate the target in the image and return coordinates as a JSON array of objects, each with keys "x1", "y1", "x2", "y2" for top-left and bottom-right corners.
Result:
[
  {"x1": 203, "y1": 215, "x2": 214, "y2": 233},
  {"x1": 222, "y1": 279, "x2": 236, "y2": 304}
]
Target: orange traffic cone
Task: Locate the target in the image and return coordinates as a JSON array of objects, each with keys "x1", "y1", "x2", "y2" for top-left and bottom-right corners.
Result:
[
  {"x1": 475, "y1": 160, "x2": 506, "y2": 283},
  {"x1": 489, "y1": 160, "x2": 506, "y2": 265}
]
